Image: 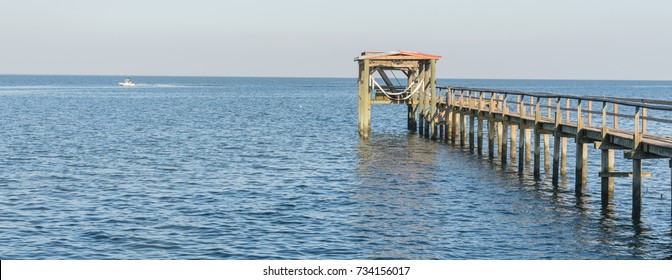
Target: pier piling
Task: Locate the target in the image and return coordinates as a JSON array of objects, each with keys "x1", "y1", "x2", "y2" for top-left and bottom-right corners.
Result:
[{"x1": 601, "y1": 149, "x2": 615, "y2": 207}]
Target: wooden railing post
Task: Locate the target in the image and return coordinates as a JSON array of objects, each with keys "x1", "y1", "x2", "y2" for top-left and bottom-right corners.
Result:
[
  {"x1": 634, "y1": 106, "x2": 641, "y2": 147},
  {"x1": 565, "y1": 99, "x2": 571, "y2": 123},
  {"x1": 516, "y1": 95, "x2": 521, "y2": 115},
  {"x1": 587, "y1": 100, "x2": 593, "y2": 126},
  {"x1": 613, "y1": 104, "x2": 619, "y2": 129},
  {"x1": 547, "y1": 98, "x2": 552, "y2": 118},
  {"x1": 602, "y1": 101, "x2": 608, "y2": 137},
  {"x1": 534, "y1": 96, "x2": 541, "y2": 123},
  {"x1": 642, "y1": 108, "x2": 647, "y2": 134}
]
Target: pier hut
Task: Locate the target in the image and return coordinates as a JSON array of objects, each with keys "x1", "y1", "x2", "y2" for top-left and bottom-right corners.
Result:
[{"x1": 355, "y1": 50, "x2": 442, "y2": 139}]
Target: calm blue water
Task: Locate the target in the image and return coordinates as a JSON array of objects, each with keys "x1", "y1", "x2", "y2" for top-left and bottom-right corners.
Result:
[{"x1": 1, "y1": 75, "x2": 671, "y2": 259}]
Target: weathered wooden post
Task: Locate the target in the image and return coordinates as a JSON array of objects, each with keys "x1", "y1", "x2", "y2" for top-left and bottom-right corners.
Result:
[
  {"x1": 488, "y1": 93, "x2": 496, "y2": 158},
  {"x1": 511, "y1": 95, "x2": 520, "y2": 161},
  {"x1": 600, "y1": 101, "x2": 614, "y2": 207},
  {"x1": 633, "y1": 106, "x2": 642, "y2": 221},
  {"x1": 443, "y1": 88, "x2": 450, "y2": 142},
  {"x1": 469, "y1": 113, "x2": 475, "y2": 152},
  {"x1": 460, "y1": 92, "x2": 467, "y2": 146},
  {"x1": 562, "y1": 99, "x2": 570, "y2": 176},
  {"x1": 452, "y1": 105, "x2": 459, "y2": 145},
  {"x1": 423, "y1": 62, "x2": 431, "y2": 138},
  {"x1": 477, "y1": 92, "x2": 484, "y2": 154},
  {"x1": 430, "y1": 59, "x2": 438, "y2": 140},
  {"x1": 446, "y1": 88, "x2": 453, "y2": 143},
  {"x1": 500, "y1": 94, "x2": 508, "y2": 163},
  {"x1": 525, "y1": 97, "x2": 533, "y2": 163},
  {"x1": 357, "y1": 58, "x2": 371, "y2": 139},
  {"x1": 510, "y1": 124, "x2": 518, "y2": 161},
  {"x1": 544, "y1": 135, "x2": 551, "y2": 171},
  {"x1": 576, "y1": 99, "x2": 588, "y2": 195},
  {"x1": 408, "y1": 70, "x2": 417, "y2": 132},
  {"x1": 518, "y1": 95, "x2": 527, "y2": 174},
  {"x1": 497, "y1": 122, "x2": 503, "y2": 155},
  {"x1": 552, "y1": 97, "x2": 562, "y2": 186},
  {"x1": 534, "y1": 97, "x2": 541, "y2": 180},
  {"x1": 469, "y1": 91, "x2": 475, "y2": 152},
  {"x1": 544, "y1": 98, "x2": 552, "y2": 171},
  {"x1": 601, "y1": 149, "x2": 615, "y2": 206}
]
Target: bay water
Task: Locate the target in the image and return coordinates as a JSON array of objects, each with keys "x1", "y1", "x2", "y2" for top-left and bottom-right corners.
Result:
[{"x1": 1, "y1": 75, "x2": 671, "y2": 259}]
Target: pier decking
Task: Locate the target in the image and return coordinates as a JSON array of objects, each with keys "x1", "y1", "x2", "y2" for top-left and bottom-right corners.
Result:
[{"x1": 356, "y1": 50, "x2": 672, "y2": 221}]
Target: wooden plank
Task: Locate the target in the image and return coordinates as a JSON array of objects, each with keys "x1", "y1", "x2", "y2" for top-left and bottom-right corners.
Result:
[
  {"x1": 594, "y1": 140, "x2": 629, "y2": 150},
  {"x1": 624, "y1": 150, "x2": 670, "y2": 159},
  {"x1": 368, "y1": 61, "x2": 420, "y2": 68},
  {"x1": 599, "y1": 171, "x2": 651, "y2": 178}
]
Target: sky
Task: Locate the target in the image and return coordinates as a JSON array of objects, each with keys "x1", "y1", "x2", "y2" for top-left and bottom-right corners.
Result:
[{"x1": 1, "y1": 0, "x2": 671, "y2": 79}]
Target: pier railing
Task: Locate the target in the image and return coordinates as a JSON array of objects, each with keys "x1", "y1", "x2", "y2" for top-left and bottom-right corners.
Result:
[{"x1": 429, "y1": 86, "x2": 672, "y2": 220}]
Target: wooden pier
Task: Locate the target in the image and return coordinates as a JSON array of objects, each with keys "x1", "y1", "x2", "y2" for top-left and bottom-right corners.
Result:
[{"x1": 356, "y1": 50, "x2": 672, "y2": 222}]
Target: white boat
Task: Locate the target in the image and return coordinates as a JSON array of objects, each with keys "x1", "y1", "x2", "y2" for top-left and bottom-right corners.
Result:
[{"x1": 119, "y1": 78, "x2": 136, "y2": 86}]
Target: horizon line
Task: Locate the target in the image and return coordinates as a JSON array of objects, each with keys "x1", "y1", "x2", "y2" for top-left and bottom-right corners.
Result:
[{"x1": 0, "y1": 73, "x2": 670, "y2": 82}]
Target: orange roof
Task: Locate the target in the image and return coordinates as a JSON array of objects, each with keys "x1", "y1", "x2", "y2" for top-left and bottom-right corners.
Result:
[{"x1": 355, "y1": 50, "x2": 442, "y2": 61}]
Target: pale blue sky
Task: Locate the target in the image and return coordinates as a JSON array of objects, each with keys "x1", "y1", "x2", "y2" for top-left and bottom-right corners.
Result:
[{"x1": 1, "y1": 0, "x2": 670, "y2": 79}]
